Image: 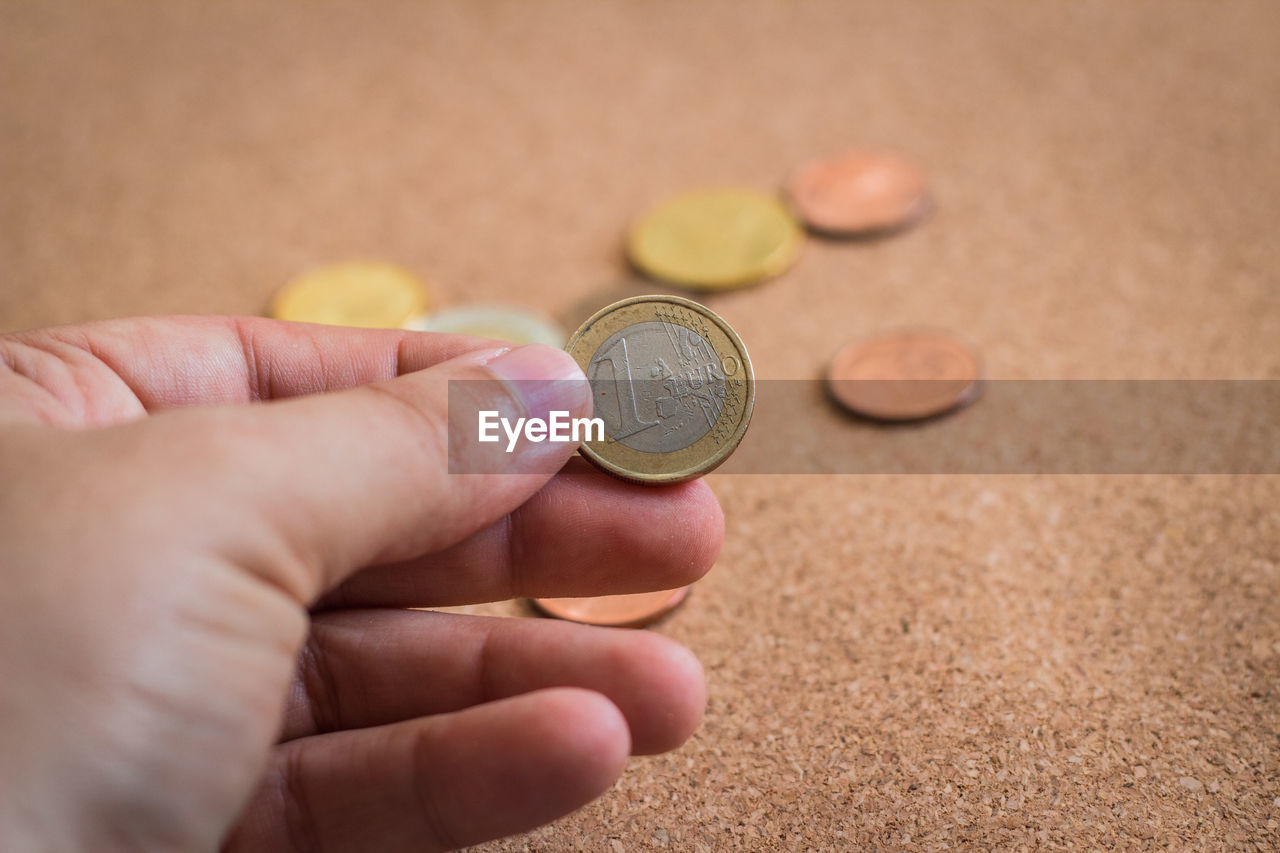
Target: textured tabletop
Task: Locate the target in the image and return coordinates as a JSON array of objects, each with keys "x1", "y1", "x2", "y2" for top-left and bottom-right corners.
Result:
[{"x1": 3, "y1": 2, "x2": 1278, "y2": 848}]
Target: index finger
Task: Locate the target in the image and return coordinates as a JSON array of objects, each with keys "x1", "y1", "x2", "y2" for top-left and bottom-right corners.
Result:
[
  {"x1": 71, "y1": 341, "x2": 595, "y2": 601},
  {"x1": 4, "y1": 315, "x2": 498, "y2": 413}
]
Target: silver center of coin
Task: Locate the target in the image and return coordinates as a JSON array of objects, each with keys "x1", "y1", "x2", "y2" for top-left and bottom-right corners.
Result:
[{"x1": 586, "y1": 320, "x2": 728, "y2": 453}]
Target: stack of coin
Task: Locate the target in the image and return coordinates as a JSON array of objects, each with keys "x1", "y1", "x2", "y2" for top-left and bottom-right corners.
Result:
[{"x1": 544, "y1": 293, "x2": 758, "y2": 629}]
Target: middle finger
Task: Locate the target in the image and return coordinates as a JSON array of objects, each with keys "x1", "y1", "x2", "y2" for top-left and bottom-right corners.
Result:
[
  {"x1": 283, "y1": 608, "x2": 707, "y2": 754},
  {"x1": 320, "y1": 459, "x2": 724, "y2": 609}
]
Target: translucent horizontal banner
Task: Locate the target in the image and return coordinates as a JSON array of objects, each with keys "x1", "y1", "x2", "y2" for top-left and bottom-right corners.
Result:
[{"x1": 448, "y1": 380, "x2": 1280, "y2": 475}]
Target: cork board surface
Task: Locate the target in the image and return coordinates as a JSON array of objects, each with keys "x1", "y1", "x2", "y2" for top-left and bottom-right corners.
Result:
[{"x1": 3, "y1": 1, "x2": 1278, "y2": 849}]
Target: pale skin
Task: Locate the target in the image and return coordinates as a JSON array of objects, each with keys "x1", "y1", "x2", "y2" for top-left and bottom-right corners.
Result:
[{"x1": 0, "y1": 316, "x2": 723, "y2": 852}]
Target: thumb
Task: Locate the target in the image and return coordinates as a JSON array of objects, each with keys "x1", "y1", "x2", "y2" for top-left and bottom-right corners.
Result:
[{"x1": 115, "y1": 343, "x2": 592, "y2": 603}]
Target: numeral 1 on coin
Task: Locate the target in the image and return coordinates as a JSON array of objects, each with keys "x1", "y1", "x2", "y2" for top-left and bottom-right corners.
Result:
[{"x1": 590, "y1": 336, "x2": 658, "y2": 439}]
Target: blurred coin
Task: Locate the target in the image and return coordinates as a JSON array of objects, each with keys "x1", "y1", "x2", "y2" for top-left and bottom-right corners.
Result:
[
  {"x1": 785, "y1": 150, "x2": 931, "y2": 236},
  {"x1": 532, "y1": 586, "x2": 690, "y2": 628},
  {"x1": 627, "y1": 188, "x2": 802, "y2": 290},
  {"x1": 556, "y1": 278, "x2": 675, "y2": 333},
  {"x1": 407, "y1": 304, "x2": 565, "y2": 347},
  {"x1": 270, "y1": 262, "x2": 429, "y2": 328},
  {"x1": 566, "y1": 295, "x2": 754, "y2": 484},
  {"x1": 827, "y1": 329, "x2": 982, "y2": 421}
]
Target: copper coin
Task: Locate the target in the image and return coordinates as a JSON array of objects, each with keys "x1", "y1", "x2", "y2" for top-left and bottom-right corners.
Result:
[
  {"x1": 785, "y1": 150, "x2": 931, "y2": 236},
  {"x1": 827, "y1": 330, "x2": 982, "y2": 421},
  {"x1": 531, "y1": 586, "x2": 691, "y2": 628}
]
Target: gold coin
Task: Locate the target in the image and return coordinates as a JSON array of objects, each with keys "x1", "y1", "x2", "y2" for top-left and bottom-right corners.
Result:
[
  {"x1": 269, "y1": 262, "x2": 429, "y2": 328},
  {"x1": 626, "y1": 188, "x2": 803, "y2": 290},
  {"x1": 565, "y1": 295, "x2": 754, "y2": 484},
  {"x1": 407, "y1": 304, "x2": 565, "y2": 347}
]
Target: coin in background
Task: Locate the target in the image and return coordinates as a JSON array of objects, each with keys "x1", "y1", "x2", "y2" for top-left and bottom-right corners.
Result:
[
  {"x1": 532, "y1": 587, "x2": 690, "y2": 628},
  {"x1": 626, "y1": 188, "x2": 802, "y2": 290},
  {"x1": 785, "y1": 150, "x2": 931, "y2": 236},
  {"x1": 556, "y1": 278, "x2": 678, "y2": 334},
  {"x1": 270, "y1": 262, "x2": 429, "y2": 329},
  {"x1": 827, "y1": 329, "x2": 982, "y2": 421},
  {"x1": 407, "y1": 304, "x2": 565, "y2": 347},
  {"x1": 566, "y1": 295, "x2": 754, "y2": 484}
]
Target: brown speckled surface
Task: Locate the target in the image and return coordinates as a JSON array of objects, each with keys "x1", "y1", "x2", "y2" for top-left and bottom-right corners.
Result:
[{"x1": 3, "y1": 2, "x2": 1278, "y2": 848}]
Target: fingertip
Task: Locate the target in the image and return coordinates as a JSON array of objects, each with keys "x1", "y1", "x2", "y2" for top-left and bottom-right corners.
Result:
[
  {"x1": 486, "y1": 344, "x2": 591, "y2": 422},
  {"x1": 654, "y1": 639, "x2": 708, "y2": 752},
  {"x1": 612, "y1": 633, "x2": 707, "y2": 755},
  {"x1": 687, "y1": 477, "x2": 726, "y2": 552},
  {"x1": 664, "y1": 477, "x2": 726, "y2": 585},
  {"x1": 528, "y1": 463, "x2": 724, "y2": 594},
  {"x1": 417, "y1": 687, "x2": 631, "y2": 846},
  {"x1": 522, "y1": 687, "x2": 631, "y2": 800},
  {"x1": 236, "y1": 686, "x2": 636, "y2": 853}
]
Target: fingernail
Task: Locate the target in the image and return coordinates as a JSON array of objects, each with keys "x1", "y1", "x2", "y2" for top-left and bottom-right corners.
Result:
[{"x1": 487, "y1": 344, "x2": 591, "y2": 422}]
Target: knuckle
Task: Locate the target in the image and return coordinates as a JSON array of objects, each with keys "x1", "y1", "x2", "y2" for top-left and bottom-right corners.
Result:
[
  {"x1": 278, "y1": 750, "x2": 328, "y2": 853},
  {"x1": 294, "y1": 634, "x2": 345, "y2": 736},
  {"x1": 359, "y1": 383, "x2": 451, "y2": 473},
  {"x1": 409, "y1": 726, "x2": 465, "y2": 851}
]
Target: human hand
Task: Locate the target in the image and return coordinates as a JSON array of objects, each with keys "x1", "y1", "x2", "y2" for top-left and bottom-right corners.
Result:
[{"x1": 0, "y1": 316, "x2": 722, "y2": 851}]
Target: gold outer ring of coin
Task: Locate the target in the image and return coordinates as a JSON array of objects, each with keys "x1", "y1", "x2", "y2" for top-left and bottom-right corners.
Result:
[
  {"x1": 531, "y1": 587, "x2": 691, "y2": 629},
  {"x1": 785, "y1": 149, "x2": 932, "y2": 237},
  {"x1": 826, "y1": 329, "x2": 983, "y2": 422},
  {"x1": 565, "y1": 295, "x2": 755, "y2": 484},
  {"x1": 269, "y1": 261, "x2": 429, "y2": 329},
  {"x1": 626, "y1": 187, "x2": 803, "y2": 290}
]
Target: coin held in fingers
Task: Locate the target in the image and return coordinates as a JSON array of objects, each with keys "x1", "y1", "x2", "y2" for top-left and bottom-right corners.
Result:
[
  {"x1": 532, "y1": 587, "x2": 691, "y2": 628},
  {"x1": 566, "y1": 295, "x2": 755, "y2": 484},
  {"x1": 827, "y1": 329, "x2": 982, "y2": 421}
]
